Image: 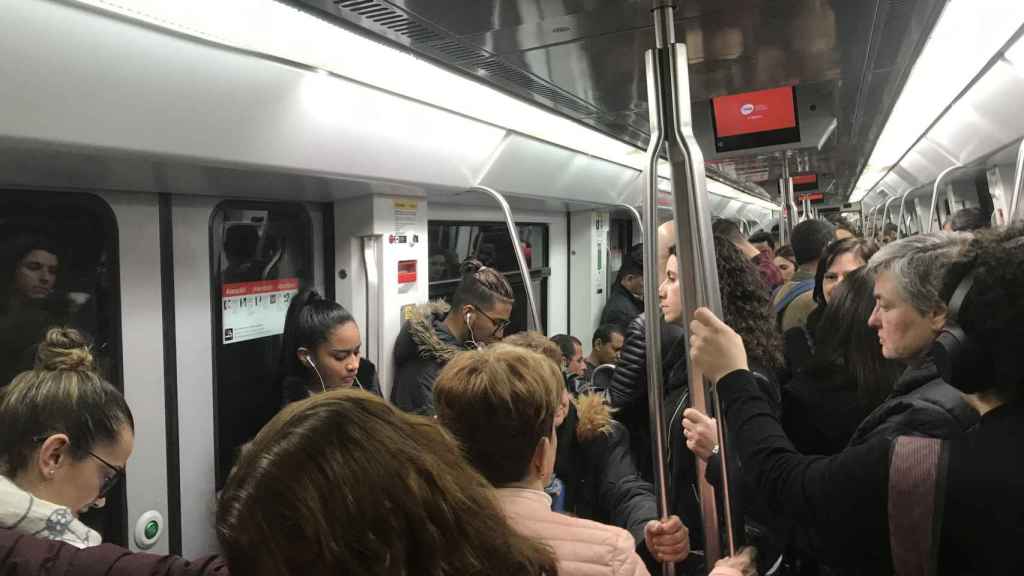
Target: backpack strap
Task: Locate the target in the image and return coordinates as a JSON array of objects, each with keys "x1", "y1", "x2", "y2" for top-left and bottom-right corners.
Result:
[
  {"x1": 773, "y1": 279, "x2": 815, "y2": 327},
  {"x1": 889, "y1": 436, "x2": 949, "y2": 576}
]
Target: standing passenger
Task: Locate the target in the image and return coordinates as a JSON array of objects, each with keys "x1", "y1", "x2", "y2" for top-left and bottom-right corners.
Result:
[
  {"x1": 713, "y1": 219, "x2": 784, "y2": 290},
  {"x1": 772, "y1": 219, "x2": 835, "y2": 332},
  {"x1": 277, "y1": 288, "x2": 378, "y2": 404},
  {"x1": 0, "y1": 328, "x2": 133, "y2": 548},
  {"x1": 391, "y1": 259, "x2": 513, "y2": 415},
  {"x1": 601, "y1": 244, "x2": 644, "y2": 330},
  {"x1": 0, "y1": 235, "x2": 70, "y2": 388},
  {"x1": 435, "y1": 345, "x2": 652, "y2": 576}
]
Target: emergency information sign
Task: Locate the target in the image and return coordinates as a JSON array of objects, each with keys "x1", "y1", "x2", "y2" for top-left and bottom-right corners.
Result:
[{"x1": 222, "y1": 278, "x2": 300, "y2": 344}]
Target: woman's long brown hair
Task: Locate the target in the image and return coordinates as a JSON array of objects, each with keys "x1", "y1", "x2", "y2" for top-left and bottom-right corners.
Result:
[{"x1": 216, "y1": 389, "x2": 558, "y2": 576}]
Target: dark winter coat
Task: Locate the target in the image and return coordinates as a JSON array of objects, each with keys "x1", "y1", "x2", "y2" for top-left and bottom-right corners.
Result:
[
  {"x1": 390, "y1": 302, "x2": 464, "y2": 416},
  {"x1": 717, "y1": 369, "x2": 1023, "y2": 575},
  {"x1": 554, "y1": 393, "x2": 658, "y2": 565},
  {"x1": 846, "y1": 359, "x2": 978, "y2": 447},
  {"x1": 782, "y1": 367, "x2": 872, "y2": 456},
  {"x1": 0, "y1": 528, "x2": 227, "y2": 576},
  {"x1": 600, "y1": 284, "x2": 643, "y2": 331},
  {"x1": 607, "y1": 314, "x2": 687, "y2": 483}
]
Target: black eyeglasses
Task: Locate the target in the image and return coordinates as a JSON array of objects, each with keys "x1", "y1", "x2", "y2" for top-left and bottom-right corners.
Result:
[
  {"x1": 87, "y1": 450, "x2": 124, "y2": 498},
  {"x1": 473, "y1": 306, "x2": 510, "y2": 336},
  {"x1": 33, "y1": 434, "x2": 124, "y2": 498}
]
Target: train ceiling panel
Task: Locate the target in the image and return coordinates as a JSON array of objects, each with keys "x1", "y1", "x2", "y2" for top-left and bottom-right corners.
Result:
[{"x1": 289, "y1": 0, "x2": 945, "y2": 203}]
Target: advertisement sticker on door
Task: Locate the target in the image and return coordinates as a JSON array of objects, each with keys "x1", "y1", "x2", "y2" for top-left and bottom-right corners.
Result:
[{"x1": 222, "y1": 278, "x2": 299, "y2": 344}]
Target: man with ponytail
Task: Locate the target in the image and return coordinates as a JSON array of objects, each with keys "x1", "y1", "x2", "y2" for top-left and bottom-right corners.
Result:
[{"x1": 392, "y1": 258, "x2": 514, "y2": 416}]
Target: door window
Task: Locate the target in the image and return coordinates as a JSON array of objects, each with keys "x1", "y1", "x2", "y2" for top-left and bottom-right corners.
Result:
[
  {"x1": 0, "y1": 190, "x2": 125, "y2": 544},
  {"x1": 210, "y1": 202, "x2": 314, "y2": 490}
]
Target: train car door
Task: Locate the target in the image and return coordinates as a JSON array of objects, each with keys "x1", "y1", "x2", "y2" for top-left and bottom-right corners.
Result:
[
  {"x1": 171, "y1": 196, "x2": 328, "y2": 557},
  {"x1": 0, "y1": 189, "x2": 171, "y2": 554}
]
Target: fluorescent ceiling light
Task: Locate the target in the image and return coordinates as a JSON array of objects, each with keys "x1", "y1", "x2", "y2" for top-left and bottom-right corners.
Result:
[
  {"x1": 70, "y1": 0, "x2": 781, "y2": 210},
  {"x1": 71, "y1": 0, "x2": 645, "y2": 170},
  {"x1": 851, "y1": 0, "x2": 1024, "y2": 201}
]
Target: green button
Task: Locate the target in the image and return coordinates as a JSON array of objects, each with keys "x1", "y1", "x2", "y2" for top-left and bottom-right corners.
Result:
[{"x1": 144, "y1": 520, "x2": 159, "y2": 540}]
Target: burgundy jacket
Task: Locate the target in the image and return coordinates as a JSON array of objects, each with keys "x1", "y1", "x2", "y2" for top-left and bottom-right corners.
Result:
[{"x1": 0, "y1": 529, "x2": 228, "y2": 576}]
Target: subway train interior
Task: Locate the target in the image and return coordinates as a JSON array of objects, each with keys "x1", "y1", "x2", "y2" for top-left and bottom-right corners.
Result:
[{"x1": 2, "y1": 0, "x2": 1024, "y2": 569}]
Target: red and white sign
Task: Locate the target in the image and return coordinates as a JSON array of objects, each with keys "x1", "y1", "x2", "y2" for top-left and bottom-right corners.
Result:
[
  {"x1": 712, "y1": 87, "x2": 797, "y2": 138},
  {"x1": 222, "y1": 278, "x2": 300, "y2": 344}
]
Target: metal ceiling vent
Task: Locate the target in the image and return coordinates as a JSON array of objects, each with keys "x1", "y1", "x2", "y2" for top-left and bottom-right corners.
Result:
[{"x1": 332, "y1": 0, "x2": 600, "y2": 116}]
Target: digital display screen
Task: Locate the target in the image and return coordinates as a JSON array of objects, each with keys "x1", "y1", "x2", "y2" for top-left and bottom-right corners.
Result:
[
  {"x1": 792, "y1": 173, "x2": 818, "y2": 192},
  {"x1": 711, "y1": 86, "x2": 801, "y2": 153}
]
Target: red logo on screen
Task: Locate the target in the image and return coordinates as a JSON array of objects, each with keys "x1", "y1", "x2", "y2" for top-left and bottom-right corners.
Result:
[{"x1": 713, "y1": 87, "x2": 797, "y2": 138}]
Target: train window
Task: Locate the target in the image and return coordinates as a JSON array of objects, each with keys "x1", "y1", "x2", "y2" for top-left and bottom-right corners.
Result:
[
  {"x1": 428, "y1": 221, "x2": 549, "y2": 335},
  {"x1": 0, "y1": 190, "x2": 125, "y2": 544},
  {"x1": 209, "y1": 202, "x2": 314, "y2": 490}
]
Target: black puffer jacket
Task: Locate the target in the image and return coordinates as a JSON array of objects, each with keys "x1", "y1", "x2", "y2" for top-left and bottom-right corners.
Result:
[
  {"x1": 390, "y1": 302, "x2": 464, "y2": 416},
  {"x1": 608, "y1": 314, "x2": 687, "y2": 483},
  {"x1": 555, "y1": 393, "x2": 658, "y2": 566},
  {"x1": 600, "y1": 283, "x2": 644, "y2": 331},
  {"x1": 847, "y1": 359, "x2": 978, "y2": 447}
]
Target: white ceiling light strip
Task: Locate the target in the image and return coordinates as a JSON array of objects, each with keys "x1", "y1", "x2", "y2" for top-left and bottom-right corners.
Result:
[
  {"x1": 70, "y1": 0, "x2": 777, "y2": 208},
  {"x1": 850, "y1": 0, "x2": 1024, "y2": 202}
]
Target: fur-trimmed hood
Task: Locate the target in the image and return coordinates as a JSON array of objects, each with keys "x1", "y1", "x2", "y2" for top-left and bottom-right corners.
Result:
[
  {"x1": 394, "y1": 301, "x2": 463, "y2": 365},
  {"x1": 574, "y1": 392, "x2": 616, "y2": 443}
]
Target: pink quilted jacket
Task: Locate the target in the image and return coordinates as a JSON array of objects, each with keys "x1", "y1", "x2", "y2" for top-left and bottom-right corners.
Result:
[{"x1": 495, "y1": 488, "x2": 649, "y2": 576}]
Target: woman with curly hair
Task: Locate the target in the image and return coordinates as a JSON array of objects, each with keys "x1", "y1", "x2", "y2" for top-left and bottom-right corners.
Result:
[{"x1": 658, "y1": 236, "x2": 785, "y2": 571}]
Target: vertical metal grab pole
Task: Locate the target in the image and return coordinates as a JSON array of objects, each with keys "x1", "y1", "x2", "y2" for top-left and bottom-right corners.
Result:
[
  {"x1": 645, "y1": 2, "x2": 733, "y2": 570},
  {"x1": 778, "y1": 180, "x2": 789, "y2": 247},
  {"x1": 1010, "y1": 141, "x2": 1024, "y2": 223},
  {"x1": 880, "y1": 196, "x2": 900, "y2": 241},
  {"x1": 928, "y1": 166, "x2": 959, "y2": 233},
  {"x1": 897, "y1": 190, "x2": 913, "y2": 239},
  {"x1": 465, "y1": 186, "x2": 544, "y2": 333}
]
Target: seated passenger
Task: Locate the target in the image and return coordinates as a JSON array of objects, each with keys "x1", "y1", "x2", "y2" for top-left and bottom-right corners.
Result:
[
  {"x1": 550, "y1": 333, "x2": 586, "y2": 390},
  {"x1": 277, "y1": 288, "x2": 378, "y2": 404},
  {"x1": 773, "y1": 245, "x2": 797, "y2": 284},
  {"x1": 601, "y1": 244, "x2": 644, "y2": 330},
  {"x1": 584, "y1": 323, "x2": 625, "y2": 381},
  {"x1": 683, "y1": 225, "x2": 1024, "y2": 574},
  {"x1": 502, "y1": 331, "x2": 690, "y2": 571},
  {"x1": 713, "y1": 219, "x2": 784, "y2": 290},
  {"x1": 781, "y1": 268, "x2": 903, "y2": 455},
  {"x1": 434, "y1": 344, "x2": 652, "y2": 576},
  {"x1": 944, "y1": 206, "x2": 990, "y2": 232},
  {"x1": 772, "y1": 219, "x2": 835, "y2": 332},
  {"x1": 391, "y1": 259, "x2": 513, "y2": 415},
  {"x1": 0, "y1": 328, "x2": 133, "y2": 548}
]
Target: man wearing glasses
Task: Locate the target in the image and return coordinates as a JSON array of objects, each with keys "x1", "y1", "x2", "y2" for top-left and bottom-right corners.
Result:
[{"x1": 391, "y1": 259, "x2": 515, "y2": 416}]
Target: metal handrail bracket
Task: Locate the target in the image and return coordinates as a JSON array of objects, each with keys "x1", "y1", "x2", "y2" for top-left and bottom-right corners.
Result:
[
  {"x1": 1010, "y1": 141, "x2": 1024, "y2": 222},
  {"x1": 465, "y1": 186, "x2": 544, "y2": 333},
  {"x1": 929, "y1": 165, "x2": 960, "y2": 233}
]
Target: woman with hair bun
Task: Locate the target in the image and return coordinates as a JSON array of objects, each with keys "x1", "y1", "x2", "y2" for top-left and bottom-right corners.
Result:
[
  {"x1": 0, "y1": 327, "x2": 134, "y2": 548},
  {"x1": 277, "y1": 288, "x2": 379, "y2": 404},
  {"x1": 392, "y1": 258, "x2": 514, "y2": 415}
]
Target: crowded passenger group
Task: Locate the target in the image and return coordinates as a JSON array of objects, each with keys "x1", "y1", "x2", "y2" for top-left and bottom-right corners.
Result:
[{"x1": 0, "y1": 206, "x2": 1021, "y2": 575}]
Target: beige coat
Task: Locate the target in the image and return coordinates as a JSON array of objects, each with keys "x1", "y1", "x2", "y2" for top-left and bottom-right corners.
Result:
[{"x1": 496, "y1": 487, "x2": 649, "y2": 576}]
